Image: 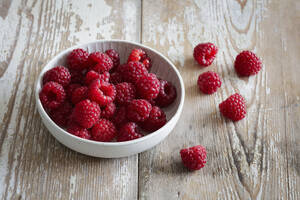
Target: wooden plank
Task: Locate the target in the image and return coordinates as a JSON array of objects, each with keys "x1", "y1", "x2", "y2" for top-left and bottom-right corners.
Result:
[
  {"x1": 139, "y1": 0, "x2": 300, "y2": 199},
  {"x1": 0, "y1": 0, "x2": 141, "y2": 199}
]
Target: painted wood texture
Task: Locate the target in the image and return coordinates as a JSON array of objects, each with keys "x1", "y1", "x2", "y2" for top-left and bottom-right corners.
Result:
[{"x1": 0, "y1": 0, "x2": 299, "y2": 199}]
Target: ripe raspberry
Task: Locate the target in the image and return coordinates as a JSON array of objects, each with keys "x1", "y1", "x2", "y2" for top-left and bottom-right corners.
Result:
[
  {"x1": 88, "y1": 79, "x2": 116, "y2": 106},
  {"x1": 101, "y1": 102, "x2": 116, "y2": 119},
  {"x1": 66, "y1": 83, "x2": 81, "y2": 100},
  {"x1": 141, "y1": 106, "x2": 167, "y2": 132},
  {"x1": 85, "y1": 70, "x2": 110, "y2": 85},
  {"x1": 119, "y1": 61, "x2": 148, "y2": 84},
  {"x1": 155, "y1": 80, "x2": 177, "y2": 107},
  {"x1": 49, "y1": 101, "x2": 73, "y2": 127},
  {"x1": 105, "y1": 49, "x2": 120, "y2": 68},
  {"x1": 67, "y1": 122, "x2": 91, "y2": 139},
  {"x1": 193, "y1": 43, "x2": 218, "y2": 66},
  {"x1": 71, "y1": 86, "x2": 88, "y2": 105},
  {"x1": 127, "y1": 49, "x2": 152, "y2": 71},
  {"x1": 117, "y1": 122, "x2": 143, "y2": 142},
  {"x1": 39, "y1": 81, "x2": 66, "y2": 110},
  {"x1": 72, "y1": 99, "x2": 100, "y2": 128},
  {"x1": 127, "y1": 99, "x2": 152, "y2": 122},
  {"x1": 87, "y1": 52, "x2": 113, "y2": 73},
  {"x1": 110, "y1": 72, "x2": 123, "y2": 84},
  {"x1": 115, "y1": 82, "x2": 136, "y2": 105},
  {"x1": 197, "y1": 71, "x2": 222, "y2": 94},
  {"x1": 180, "y1": 145, "x2": 207, "y2": 171},
  {"x1": 67, "y1": 48, "x2": 89, "y2": 71},
  {"x1": 141, "y1": 58, "x2": 151, "y2": 71},
  {"x1": 136, "y1": 73, "x2": 160, "y2": 100},
  {"x1": 112, "y1": 106, "x2": 128, "y2": 128},
  {"x1": 219, "y1": 93, "x2": 246, "y2": 121},
  {"x1": 70, "y1": 69, "x2": 85, "y2": 84},
  {"x1": 91, "y1": 119, "x2": 117, "y2": 142},
  {"x1": 43, "y1": 66, "x2": 71, "y2": 87},
  {"x1": 234, "y1": 50, "x2": 262, "y2": 76}
]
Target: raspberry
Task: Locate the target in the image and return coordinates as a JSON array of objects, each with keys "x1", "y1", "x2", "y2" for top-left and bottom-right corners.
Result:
[
  {"x1": 180, "y1": 145, "x2": 207, "y2": 171},
  {"x1": 234, "y1": 50, "x2": 262, "y2": 76},
  {"x1": 219, "y1": 93, "x2": 246, "y2": 121},
  {"x1": 67, "y1": 48, "x2": 89, "y2": 71},
  {"x1": 88, "y1": 79, "x2": 116, "y2": 106},
  {"x1": 115, "y1": 82, "x2": 136, "y2": 105},
  {"x1": 70, "y1": 69, "x2": 85, "y2": 84},
  {"x1": 110, "y1": 72, "x2": 123, "y2": 84},
  {"x1": 72, "y1": 99, "x2": 100, "y2": 128},
  {"x1": 141, "y1": 106, "x2": 167, "y2": 132},
  {"x1": 49, "y1": 101, "x2": 73, "y2": 127},
  {"x1": 141, "y1": 58, "x2": 151, "y2": 71},
  {"x1": 85, "y1": 70, "x2": 110, "y2": 85},
  {"x1": 127, "y1": 49, "x2": 152, "y2": 71},
  {"x1": 43, "y1": 66, "x2": 71, "y2": 87},
  {"x1": 155, "y1": 80, "x2": 177, "y2": 107},
  {"x1": 193, "y1": 43, "x2": 218, "y2": 66},
  {"x1": 87, "y1": 52, "x2": 113, "y2": 73},
  {"x1": 105, "y1": 49, "x2": 120, "y2": 69},
  {"x1": 91, "y1": 119, "x2": 117, "y2": 142},
  {"x1": 71, "y1": 86, "x2": 88, "y2": 105},
  {"x1": 117, "y1": 122, "x2": 143, "y2": 142},
  {"x1": 119, "y1": 61, "x2": 148, "y2": 84},
  {"x1": 67, "y1": 122, "x2": 91, "y2": 139},
  {"x1": 112, "y1": 106, "x2": 128, "y2": 128},
  {"x1": 127, "y1": 99, "x2": 152, "y2": 122},
  {"x1": 39, "y1": 81, "x2": 66, "y2": 110},
  {"x1": 66, "y1": 83, "x2": 81, "y2": 100},
  {"x1": 136, "y1": 73, "x2": 160, "y2": 100},
  {"x1": 197, "y1": 71, "x2": 222, "y2": 94},
  {"x1": 101, "y1": 102, "x2": 116, "y2": 119}
]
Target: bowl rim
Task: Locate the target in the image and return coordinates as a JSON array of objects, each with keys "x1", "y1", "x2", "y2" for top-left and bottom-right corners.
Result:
[{"x1": 35, "y1": 39, "x2": 185, "y2": 147}]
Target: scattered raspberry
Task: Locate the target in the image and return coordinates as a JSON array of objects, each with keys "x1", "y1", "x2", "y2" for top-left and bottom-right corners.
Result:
[
  {"x1": 67, "y1": 122, "x2": 91, "y2": 139},
  {"x1": 127, "y1": 99, "x2": 152, "y2": 122},
  {"x1": 127, "y1": 49, "x2": 152, "y2": 70},
  {"x1": 101, "y1": 102, "x2": 116, "y2": 119},
  {"x1": 43, "y1": 66, "x2": 71, "y2": 87},
  {"x1": 49, "y1": 101, "x2": 73, "y2": 127},
  {"x1": 70, "y1": 69, "x2": 85, "y2": 84},
  {"x1": 105, "y1": 49, "x2": 120, "y2": 69},
  {"x1": 117, "y1": 122, "x2": 143, "y2": 142},
  {"x1": 91, "y1": 119, "x2": 117, "y2": 142},
  {"x1": 66, "y1": 83, "x2": 81, "y2": 100},
  {"x1": 193, "y1": 43, "x2": 218, "y2": 67},
  {"x1": 109, "y1": 72, "x2": 123, "y2": 84},
  {"x1": 88, "y1": 79, "x2": 116, "y2": 106},
  {"x1": 71, "y1": 86, "x2": 88, "y2": 105},
  {"x1": 67, "y1": 48, "x2": 89, "y2": 71},
  {"x1": 197, "y1": 71, "x2": 222, "y2": 94},
  {"x1": 115, "y1": 82, "x2": 136, "y2": 105},
  {"x1": 180, "y1": 145, "x2": 207, "y2": 171},
  {"x1": 72, "y1": 99, "x2": 100, "y2": 128},
  {"x1": 39, "y1": 81, "x2": 66, "y2": 110},
  {"x1": 155, "y1": 80, "x2": 177, "y2": 107},
  {"x1": 118, "y1": 61, "x2": 148, "y2": 84},
  {"x1": 85, "y1": 70, "x2": 110, "y2": 85},
  {"x1": 112, "y1": 106, "x2": 128, "y2": 128},
  {"x1": 219, "y1": 93, "x2": 246, "y2": 121},
  {"x1": 87, "y1": 52, "x2": 113, "y2": 73},
  {"x1": 141, "y1": 106, "x2": 167, "y2": 132},
  {"x1": 136, "y1": 73, "x2": 160, "y2": 100},
  {"x1": 234, "y1": 50, "x2": 262, "y2": 76}
]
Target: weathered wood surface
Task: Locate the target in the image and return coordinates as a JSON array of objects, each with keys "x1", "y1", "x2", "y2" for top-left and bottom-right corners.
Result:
[{"x1": 0, "y1": 0, "x2": 299, "y2": 199}]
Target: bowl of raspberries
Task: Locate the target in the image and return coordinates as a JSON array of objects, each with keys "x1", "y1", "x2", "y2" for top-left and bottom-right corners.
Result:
[{"x1": 35, "y1": 40, "x2": 185, "y2": 158}]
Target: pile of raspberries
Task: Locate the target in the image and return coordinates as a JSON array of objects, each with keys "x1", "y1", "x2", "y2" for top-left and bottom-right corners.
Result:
[{"x1": 39, "y1": 48, "x2": 177, "y2": 142}]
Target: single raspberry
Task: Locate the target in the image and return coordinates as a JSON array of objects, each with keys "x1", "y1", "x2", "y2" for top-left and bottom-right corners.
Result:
[
  {"x1": 155, "y1": 80, "x2": 177, "y2": 107},
  {"x1": 67, "y1": 122, "x2": 91, "y2": 139},
  {"x1": 141, "y1": 57, "x2": 151, "y2": 71},
  {"x1": 141, "y1": 106, "x2": 167, "y2": 132},
  {"x1": 115, "y1": 82, "x2": 136, "y2": 105},
  {"x1": 197, "y1": 71, "x2": 222, "y2": 94},
  {"x1": 112, "y1": 106, "x2": 128, "y2": 128},
  {"x1": 70, "y1": 69, "x2": 85, "y2": 84},
  {"x1": 43, "y1": 66, "x2": 71, "y2": 87},
  {"x1": 136, "y1": 73, "x2": 160, "y2": 100},
  {"x1": 127, "y1": 99, "x2": 152, "y2": 122},
  {"x1": 88, "y1": 79, "x2": 116, "y2": 106},
  {"x1": 109, "y1": 72, "x2": 123, "y2": 84},
  {"x1": 234, "y1": 50, "x2": 262, "y2": 76},
  {"x1": 67, "y1": 48, "x2": 89, "y2": 71},
  {"x1": 117, "y1": 122, "x2": 143, "y2": 142},
  {"x1": 180, "y1": 145, "x2": 207, "y2": 171},
  {"x1": 72, "y1": 99, "x2": 100, "y2": 128},
  {"x1": 193, "y1": 43, "x2": 218, "y2": 66},
  {"x1": 87, "y1": 52, "x2": 113, "y2": 73},
  {"x1": 39, "y1": 81, "x2": 66, "y2": 110},
  {"x1": 219, "y1": 93, "x2": 246, "y2": 121},
  {"x1": 127, "y1": 49, "x2": 152, "y2": 71},
  {"x1": 91, "y1": 119, "x2": 117, "y2": 142},
  {"x1": 49, "y1": 101, "x2": 73, "y2": 127},
  {"x1": 105, "y1": 49, "x2": 120, "y2": 69},
  {"x1": 101, "y1": 102, "x2": 116, "y2": 119},
  {"x1": 118, "y1": 61, "x2": 148, "y2": 84},
  {"x1": 85, "y1": 70, "x2": 110, "y2": 85},
  {"x1": 66, "y1": 83, "x2": 81, "y2": 100},
  {"x1": 71, "y1": 86, "x2": 88, "y2": 105}
]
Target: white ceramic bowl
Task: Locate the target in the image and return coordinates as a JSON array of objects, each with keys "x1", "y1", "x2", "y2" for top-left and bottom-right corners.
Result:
[{"x1": 35, "y1": 40, "x2": 185, "y2": 158}]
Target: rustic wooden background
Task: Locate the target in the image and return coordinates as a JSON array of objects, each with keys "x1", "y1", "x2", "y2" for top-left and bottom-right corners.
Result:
[{"x1": 0, "y1": 0, "x2": 299, "y2": 199}]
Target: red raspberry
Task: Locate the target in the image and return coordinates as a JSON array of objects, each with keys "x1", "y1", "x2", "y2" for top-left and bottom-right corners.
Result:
[
  {"x1": 70, "y1": 69, "x2": 85, "y2": 84},
  {"x1": 85, "y1": 70, "x2": 110, "y2": 85},
  {"x1": 88, "y1": 79, "x2": 116, "y2": 106},
  {"x1": 72, "y1": 99, "x2": 100, "y2": 128},
  {"x1": 180, "y1": 145, "x2": 207, "y2": 171},
  {"x1": 127, "y1": 99, "x2": 152, "y2": 122},
  {"x1": 117, "y1": 122, "x2": 143, "y2": 142},
  {"x1": 141, "y1": 57, "x2": 151, "y2": 71},
  {"x1": 105, "y1": 49, "x2": 120, "y2": 69},
  {"x1": 197, "y1": 71, "x2": 222, "y2": 94},
  {"x1": 67, "y1": 48, "x2": 89, "y2": 71},
  {"x1": 127, "y1": 49, "x2": 152, "y2": 71},
  {"x1": 141, "y1": 106, "x2": 167, "y2": 132},
  {"x1": 101, "y1": 102, "x2": 116, "y2": 119},
  {"x1": 234, "y1": 50, "x2": 262, "y2": 76},
  {"x1": 67, "y1": 122, "x2": 91, "y2": 139},
  {"x1": 43, "y1": 66, "x2": 71, "y2": 87},
  {"x1": 39, "y1": 81, "x2": 66, "y2": 110},
  {"x1": 49, "y1": 101, "x2": 73, "y2": 127},
  {"x1": 155, "y1": 80, "x2": 177, "y2": 107},
  {"x1": 71, "y1": 86, "x2": 88, "y2": 104},
  {"x1": 136, "y1": 73, "x2": 160, "y2": 100},
  {"x1": 193, "y1": 43, "x2": 218, "y2": 66},
  {"x1": 219, "y1": 93, "x2": 246, "y2": 121},
  {"x1": 66, "y1": 83, "x2": 81, "y2": 100},
  {"x1": 87, "y1": 52, "x2": 113, "y2": 73},
  {"x1": 115, "y1": 82, "x2": 136, "y2": 105},
  {"x1": 110, "y1": 72, "x2": 123, "y2": 84},
  {"x1": 91, "y1": 119, "x2": 117, "y2": 142},
  {"x1": 119, "y1": 61, "x2": 148, "y2": 84},
  {"x1": 112, "y1": 106, "x2": 128, "y2": 128}
]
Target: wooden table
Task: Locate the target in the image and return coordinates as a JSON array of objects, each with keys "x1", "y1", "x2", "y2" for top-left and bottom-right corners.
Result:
[{"x1": 0, "y1": 0, "x2": 299, "y2": 199}]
